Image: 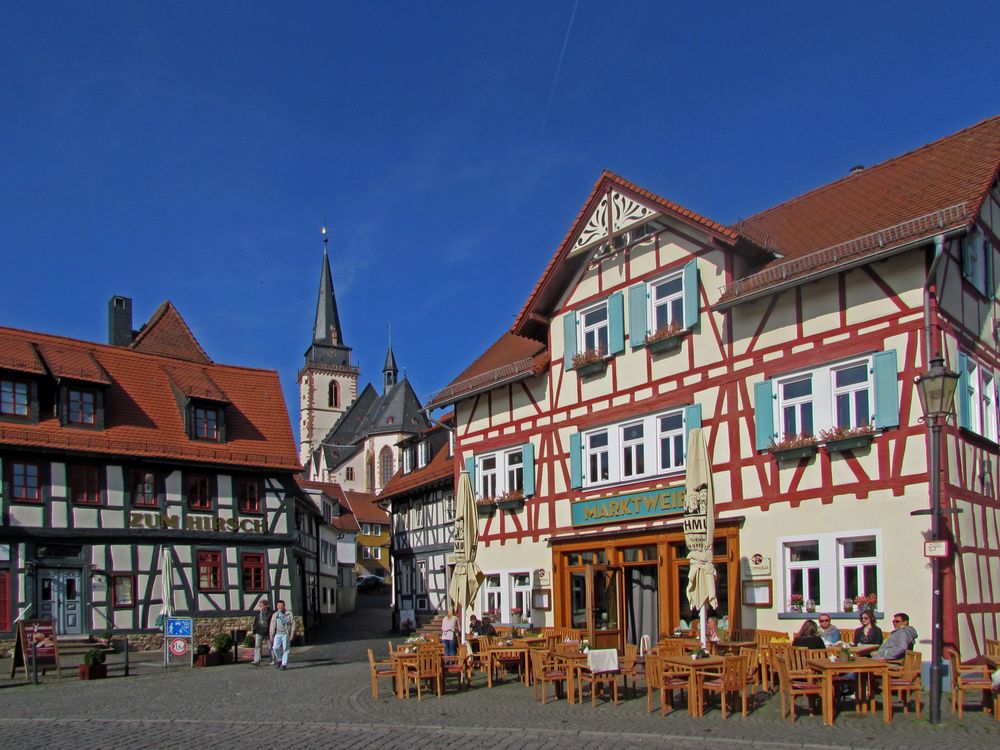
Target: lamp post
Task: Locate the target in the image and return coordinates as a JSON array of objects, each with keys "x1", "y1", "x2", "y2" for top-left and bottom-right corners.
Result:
[{"x1": 913, "y1": 355, "x2": 959, "y2": 725}]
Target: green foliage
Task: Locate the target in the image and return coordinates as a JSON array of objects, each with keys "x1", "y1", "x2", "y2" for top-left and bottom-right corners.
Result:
[
  {"x1": 196, "y1": 643, "x2": 210, "y2": 656},
  {"x1": 212, "y1": 633, "x2": 233, "y2": 652},
  {"x1": 83, "y1": 648, "x2": 105, "y2": 666}
]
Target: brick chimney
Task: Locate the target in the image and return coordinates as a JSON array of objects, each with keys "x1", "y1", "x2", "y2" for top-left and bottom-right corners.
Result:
[{"x1": 108, "y1": 296, "x2": 134, "y2": 346}]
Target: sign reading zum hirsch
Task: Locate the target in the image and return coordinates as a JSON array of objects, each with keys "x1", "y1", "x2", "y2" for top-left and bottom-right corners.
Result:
[{"x1": 572, "y1": 486, "x2": 686, "y2": 526}]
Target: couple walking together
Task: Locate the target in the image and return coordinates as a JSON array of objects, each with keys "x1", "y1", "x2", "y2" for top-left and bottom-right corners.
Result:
[{"x1": 251, "y1": 599, "x2": 295, "y2": 669}]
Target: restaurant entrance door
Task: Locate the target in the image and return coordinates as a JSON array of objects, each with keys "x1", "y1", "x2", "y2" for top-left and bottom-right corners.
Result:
[
  {"x1": 569, "y1": 564, "x2": 621, "y2": 650},
  {"x1": 37, "y1": 568, "x2": 83, "y2": 635}
]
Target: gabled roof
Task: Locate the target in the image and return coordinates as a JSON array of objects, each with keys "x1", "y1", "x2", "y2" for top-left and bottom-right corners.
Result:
[
  {"x1": 0, "y1": 317, "x2": 299, "y2": 471},
  {"x1": 381, "y1": 419, "x2": 454, "y2": 500},
  {"x1": 130, "y1": 301, "x2": 212, "y2": 364},
  {"x1": 342, "y1": 490, "x2": 387, "y2": 524},
  {"x1": 719, "y1": 114, "x2": 1000, "y2": 305}
]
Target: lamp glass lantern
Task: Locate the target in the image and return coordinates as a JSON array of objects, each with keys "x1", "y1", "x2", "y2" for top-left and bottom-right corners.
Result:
[{"x1": 914, "y1": 357, "x2": 960, "y2": 420}]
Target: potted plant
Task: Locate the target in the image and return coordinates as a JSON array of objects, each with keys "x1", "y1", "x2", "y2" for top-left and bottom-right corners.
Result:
[
  {"x1": 843, "y1": 598, "x2": 855, "y2": 612},
  {"x1": 768, "y1": 433, "x2": 818, "y2": 461},
  {"x1": 572, "y1": 347, "x2": 607, "y2": 377},
  {"x1": 476, "y1": 497, "x2": 497, "y2": 516},
  {"x1": 853, "y1": 593, "x2": 877, "y2": 611},
  {"x1": 237, "y1": 633, "x2": 256, "y2": 662},
  {"x1": 194, "y1": 643, "x2": 221, "y2": 667},
  {"x1": 510, "y1": 607, "x2": 523, "y2": 623},
  {"x1": 788, "y1": 594, "x2": 804, "y2": 612},
  {"x1": 820, "y1": 424, "x2": 875, "y2": 452},
  {"x1": 496, "y1": 489, "x2": 525, "y2": 510},
  {"x1": 78, "y1": 648, "x2": 107, "y2": 680},
  {"x1": 644, "y1": 323, "x2": 686, "y2": 354}
]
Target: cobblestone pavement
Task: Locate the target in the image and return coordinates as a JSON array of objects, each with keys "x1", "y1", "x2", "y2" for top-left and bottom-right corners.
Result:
[{"x1": 1, "y1": 595, "x2": 997, "y2": 749}]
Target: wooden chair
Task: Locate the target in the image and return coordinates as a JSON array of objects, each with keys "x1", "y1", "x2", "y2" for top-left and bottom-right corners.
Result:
[
  {"x1": 985, "y1": 638, "x2": 1000, "y2": 656},
  {"x1": 367, "y1": 648, "x2": 396, "y2": 700},
  {"x1": 946, "y1": 649, "x2": 993, "y2": 718},
  {"x1": 402, "y1": 651, "x2": 442, "y2": 700},
  {"x1": 530, "y1": 650, "x2": 568, "y2": 704},
  {"x1": 765, "y1": 642, "x2": 792, "y2": 692},
  {"x1": 495, "y1": 626, "x2": 515, "y2": 638},
  {"x1": 739, "y1": 646, "x2": 761, "y2": 699},
  {"x1": 889, "y1": 650, "x2": 922, "y2": 717},
  {"x1": 489, "y1": 647, "x2": 525, "y2": 685},
  {"x1": 578, "y1": 650, "x2": 620, "y2": 706},
  {"x1": 730, "y1": 628, "x2": 756, "y2": 642},
  {"x1": 657, "y1": 640, "x2": 686, "y2": 658},
  {"x1": 619, "y1": 643, "x2": 641, "y2": 698},
  {"x1": 774, "y1": 655, "x2": 823, "y2": 722},
  {"x1": 442, "y1": 643, "x2": 472, "y2": 692},
  {"x1": 695, "y1": 654, "x2": 749, "y2": 718}
]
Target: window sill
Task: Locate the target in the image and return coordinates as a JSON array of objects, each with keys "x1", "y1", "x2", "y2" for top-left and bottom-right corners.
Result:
[
  {"x1": 645, "y1": 332, "x2": 688, "y2": 354},
  {"x1": 769, "y1": 445, "x2": 818, "y2": 462},
  {"x1": 777, "y1": 611, "x2": 884, "y2": 621}
]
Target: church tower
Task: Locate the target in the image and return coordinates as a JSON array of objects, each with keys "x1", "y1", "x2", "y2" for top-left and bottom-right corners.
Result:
[
  {"x1": 298, "y1": 228, "x2": 359, "y2": 464},
  {"x1": 383, "y1": 341, "x2": 398, "y2": 392}
]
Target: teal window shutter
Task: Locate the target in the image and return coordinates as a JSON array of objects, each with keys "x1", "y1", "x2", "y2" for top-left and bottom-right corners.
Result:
[
  {"x1": 871, "y1": 350, "x2": 900, "y2": 429},
  {"x1": 522, "y1": 442, "x2": 535, "y2": 497},
  {"x1": 683, "y1": 260, "x2": 699, "y2": 329},
  {"x1": 464, "y1": 456, "x2": 476, "y2": 489},
  {"x1": 608, "y1": 291, "x2": 625, "y2": 355},
  {"x1": 986, "y1": 241, "x2": 994, "y2": 298},
  {"x1": 569, "y1": 433, "x2": 583, "y2": 489},
  {"x1": 628, "y1": 283, "x2": 648, "y2": 348},
  {"x1": 684, "y1": 403, "x2": 702, "y2": 433},
  {"x1": 956, "y1": 352, "x2": 971, "y2": 430},
  {"x1": 754, "y1": 379, "x2": 775, "y2": 450},
  {"x1": 563, "y1": 311, "x2": 578, "y2": 369}
]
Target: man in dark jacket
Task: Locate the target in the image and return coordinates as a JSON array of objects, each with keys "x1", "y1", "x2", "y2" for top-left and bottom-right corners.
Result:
[
  {"x1": 251, "y1": 599, "x2": 273, "y2": 665},
  {"x1": 873, "y1": 612, "x2": 918, "y2": 660}
]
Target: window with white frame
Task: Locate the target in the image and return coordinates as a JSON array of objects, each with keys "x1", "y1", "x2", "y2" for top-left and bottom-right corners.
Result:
[
  {"x1": 778, "y1": 375, "x2": 814, "y2": 438},
  {"x1": 579, "y1": 302, "x2": 609, "y2": 356},
  {"x1": 371, "y1": 524, "x2": 381, "y2": 536},
  {"x1": 582, "y1": 407, "x2": 689, "y2": 488},
  {"x1": 399, "y1": 562, "x2": 411, "y2": 594},
  {"x1": 649, "y1": 273, "x2": 684, "y2": 334},
  {"x1": 962, "y1": 232, "x2": 991, "y2": 296},
  {"x1": 445, "y1": 492, "x2": 455, "y2": 520},
  {"x1": 362, "y1": 546, "x2": 371, "y2": 559},
  {"x1": 483, "y1": 574, "x2": 502, "y2": 616},
  {"x1": 476, "y1": 447, "x2": 524, "y2": 499},
  {"x1": 779, "y1": 531, "x2": 882, "y2": 612},
  {"x1": 832, "y1": 361, "x2": 871, "y2": 429},
  {"x1": 775, "y1": 356, "x2": 875, "y2": 438},
  {"x1": 402, "y1": 445, "x2": 414, "y2": 473},
  {"x1": 362, "y1": 523, "x2": 371, "y2": 536},
  {"x1": 418, "y1": 441, "x2": 430, "y2": 468},
  {"x1": 960, "y1": 354, "x2": 998, "y2": 442},
  {"x1": 512, "y1": 572, "x2": 531, "y2": 619}
]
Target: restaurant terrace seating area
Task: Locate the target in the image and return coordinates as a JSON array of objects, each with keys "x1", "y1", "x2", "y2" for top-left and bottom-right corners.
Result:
[{"x1": 367, "y1": 629, "x2": 1000, "y2": 726}]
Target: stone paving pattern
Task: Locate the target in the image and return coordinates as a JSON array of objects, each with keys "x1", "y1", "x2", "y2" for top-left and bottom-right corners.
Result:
[{"x1": 1, "y1": 595, "x2": 997, "y2": 749}]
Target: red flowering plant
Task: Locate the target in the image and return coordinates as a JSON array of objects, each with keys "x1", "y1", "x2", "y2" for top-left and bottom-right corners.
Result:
[
  {"x1": 853, "y1": 593, "x2": 877, "y2": 608},
  {"x1": 644, "y1": 322, "x2": 685, "y2": 346},
  {"x1": 818, "y1": 424, "x2": 875, "y2": 442},
  {"x1": 572, "y1": 345, "x2": 606, "y2": 369},
  {"x1": 767, "y1": 433, "x2": 818, "y2": 453}
]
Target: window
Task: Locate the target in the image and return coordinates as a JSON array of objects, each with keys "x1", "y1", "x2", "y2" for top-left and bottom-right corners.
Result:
[
  {"x1": 379, "y1": 446, "x2": 393, "y2": 488},
  {"x1": 0, "y1": 570, "x2": 9, "y2": 632},
  {"x1": 371, "y1": 524, "x2": 381, "y2": 536},
  {"x1": 958, "y1": 353, "x2": 999, "y2": 442},
  {"x1": 11, "y1": 461, "x2": 41, "y2": 502},
  {"x1": 345, "y1": 467, "x2": 355, "y2": 481},
  {"x1": 756, "y1": 352, "x2": 900, "y2": 450},
  {"x1": 236, "y1": 478, "x2": 261, "y2": 514},
  {"x1": 328, "y1": 381, "x2": 339, "y2": 408},
  {"x1": 0, "y1": 380, "x2": 29, "y2": 417},
  {"x1": 372, "y1": 546, "x2": 381, "y2": 560},
  {"x1": 129, "y1": 469, "x2": 158, "y2": 507},
  {"x1": 628, "y1": 260, "x2": 699, "y2": 346},
  {"x1": 649, "y1": 273, "x2": 684, "y2": 333},
  {"x1": 241, "y1": 553, "x2": 266, "y2": 592},
  {"x1": 111, "y1": 575, "x2": 135, "y2": 608},
  {"x1": 197, "y1": 550, "x2": 223, "y2": 591},
  {"x1": 362, "y1": 546, "x2": 372, "y2": 559},
  {"x1": 186, "y1": 473, "x2": 213, "y2": 511},
  {"x1": 576, "y1": 407, "x2": 695, "y2": 488},
  {"x1": 512, "y1": 572, "x2": 532, "y2": 620},
  {"x1": 193, "y1": 405, "x2": 220, "y2": 441},
  {"x1": 778, "y1": 531, "x2": 882, "y2": 612},
  {"x1": 67, "y1": 388, "x2": 96, "y2": 425},
  {"x1": 68, "y1": 465, "x2": 101, "y2": 505},
  {"x1": 362, "y1": 523, "x2": 371, "y2": 536},
  {"x1": 474, "y1": 445, "x2": 530, "y2": 499},
  {"x1": 445, "y1": 492, "x2": 455, "y2": 520},
  {"x1": 418, "y1": 441, "x2": 430, "y2": 468},
  {"x1": 402, "y1": 445, "x2": 414, "y2": 473},
  {"x1": 962, "y1": 232, "x2": 991, "y2": 296},
  {"x1": 580, "y1": 302, "x2": 609, "y2": 356},
  {"x1": 411, "y1": 501, "x2": 424, "y2": 529},
  {"x1": 483, "y1": 574, "x2": 502, "y2": 615}
]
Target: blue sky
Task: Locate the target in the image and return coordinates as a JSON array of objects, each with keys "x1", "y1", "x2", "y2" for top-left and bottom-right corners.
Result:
[{"x1": 2, "y1": 2, "x2": 998, "y2": 440}]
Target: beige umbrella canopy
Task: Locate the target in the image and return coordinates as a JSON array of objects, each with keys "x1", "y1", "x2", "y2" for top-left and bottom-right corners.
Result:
[
  {"x1": 683, "y1": 428, "x2": 717, "y2": 648},
  {"x1": 448, "y1": 471, "x2": 483, "y2": 628}
]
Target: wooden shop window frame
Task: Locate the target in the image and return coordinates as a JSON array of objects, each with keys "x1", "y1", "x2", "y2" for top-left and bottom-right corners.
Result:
[{"x1": 742, "y1": 579, "x2": 772, "y2": 608}]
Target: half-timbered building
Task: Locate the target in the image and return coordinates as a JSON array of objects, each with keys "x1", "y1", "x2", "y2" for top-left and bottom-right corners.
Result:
[
  {"x1": 429, "y1": 115, "x2": 1000, "y2": 660},
  {"x1": 0, "y1": 297, "x2": 303, "y2": 650},
  {"x1": 381, "y1": 417, "x2": 455, "y2": 627}
]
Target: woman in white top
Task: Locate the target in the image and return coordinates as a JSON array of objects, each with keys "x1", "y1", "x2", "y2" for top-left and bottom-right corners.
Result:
[{"x1": 441, "y1": 609, "x2": 460, "y2": 656}]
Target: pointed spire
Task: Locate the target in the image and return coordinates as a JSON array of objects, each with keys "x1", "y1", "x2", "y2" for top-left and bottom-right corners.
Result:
[
  {"x1": 312, "y1": 226, "x2": 345, "y2": 347},
  {"x1": 383, "y1": 333, "x2": 398, "y2": 392}
]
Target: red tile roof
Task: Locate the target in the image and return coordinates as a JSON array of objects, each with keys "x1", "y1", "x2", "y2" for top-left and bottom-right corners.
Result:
[
  {"x1": 343, "y1": 491, "x2": 388, "y2": 524},
  {"x1": 721, "y1": 114, "x2": 1000, "y2": 303},
  {"x1": 130, "y1": 302, "x2": 213, "y2": 364},
  {"x1": 0, "y1": 331, "x2": 47, "y2": 374},
  {"x1": 382, "y1": 434, "x2": 454, "y2": 498},
  {"x1": 35, "y1": 342, "x2": 111, "y2": 384},
  {"x1": 0, "y1": 320, "x2": 299, "y2": 471},
  {"x1": 428, "y1": 332, "x2": 547, "y2": 409}
]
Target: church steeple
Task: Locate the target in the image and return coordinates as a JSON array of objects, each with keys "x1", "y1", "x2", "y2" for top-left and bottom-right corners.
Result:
[
  {"x1": 305, "y1": 227, "x2": 351, "y2": 367},
  {"x1": 383, "y1": 340, "x2": 398, "y2": 392}
]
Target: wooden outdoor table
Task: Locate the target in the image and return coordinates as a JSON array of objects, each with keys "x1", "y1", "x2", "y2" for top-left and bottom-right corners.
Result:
[
  {"x1": 807, "y1": 656, "x2": 892, "y2": 726},
  {"x1": 486, "y1": 645, "x2": 530, "y2": 687},
  {"x1": 660, "y1": 654, "x2": 726, "y2": 716},
  {"x1": 390, "y1": 650, "x2": 419, "y2": 698},
  {"x1": 714, "y1": 640, "x2": 755, "y2": 654},
  {"x1": 553, "y1": 651, "x2": 588, "y2": 704}
]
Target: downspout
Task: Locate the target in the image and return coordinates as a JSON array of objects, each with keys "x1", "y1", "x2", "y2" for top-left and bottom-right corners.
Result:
[{"x1": 923, "y1": 234, "x2": 947, "y2": 363}]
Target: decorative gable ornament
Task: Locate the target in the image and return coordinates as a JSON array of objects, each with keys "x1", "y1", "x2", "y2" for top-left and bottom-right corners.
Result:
[{"x1": 571, "y1": 189, "x2": 657, "y2": 256}]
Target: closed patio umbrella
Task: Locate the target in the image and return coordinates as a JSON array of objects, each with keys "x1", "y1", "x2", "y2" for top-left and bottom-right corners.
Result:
[
  {"x1": 447, "y1": 471, "x2": 483, "y2": 640},
  {"x1": 683, "y1": 428, "x2": 717, "y2": 649}
]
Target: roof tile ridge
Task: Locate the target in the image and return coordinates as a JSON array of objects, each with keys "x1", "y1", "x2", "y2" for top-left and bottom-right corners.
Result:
[{"x1": 740, "y1": 113, "x2": 1000, "y2": 225}]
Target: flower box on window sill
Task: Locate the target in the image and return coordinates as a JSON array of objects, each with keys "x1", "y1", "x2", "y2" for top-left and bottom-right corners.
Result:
[
  {"x1": 644, "y1": 325, "x2": 687, "y2": 354},
  {"x1": 572, "y1": 348, "x2": 607, "y2": 377},
  {"x1": 476, "y1": 500, "x2": 497, "y2": 516},
  {"x1": 496, "y1": 491, "x2": 525, "y2": 511},
  {"x1": 575, "y1": 359, "x2": 608, "y2": 378},
  {"x1": 824, "y1": 434, "x2": 875, "y2": 452},
  {"x1": 770, "y1": 444, "x2": 818, "y2": 462}
]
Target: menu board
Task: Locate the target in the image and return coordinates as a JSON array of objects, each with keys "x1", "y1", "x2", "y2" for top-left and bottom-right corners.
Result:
[{"x1": 9, "y1": 619, "x2": 62, "y2": 678}]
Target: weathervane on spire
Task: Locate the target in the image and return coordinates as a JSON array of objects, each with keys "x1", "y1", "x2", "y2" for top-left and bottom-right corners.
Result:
[{"x1": 321, "y1": 224, "x2": 329, "y2": 254}]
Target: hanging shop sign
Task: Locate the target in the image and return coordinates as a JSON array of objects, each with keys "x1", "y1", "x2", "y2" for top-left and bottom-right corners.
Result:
[{"x1": 571, "y1": 486, "x2": 686, "y2": 527}]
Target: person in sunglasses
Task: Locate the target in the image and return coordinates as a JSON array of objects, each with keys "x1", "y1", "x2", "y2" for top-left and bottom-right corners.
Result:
[
  {"x1": 853, "y1": 609, "x2": 884, "y2": 646},
  {"x1": 872, "y1": 612, "x2": 917, "y2": 659},
  {"x1": 816, "y1": 613, "x2": 841, "y2": 645}
]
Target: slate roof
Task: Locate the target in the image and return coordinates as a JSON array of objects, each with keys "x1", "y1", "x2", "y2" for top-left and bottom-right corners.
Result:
[{"x1": 0, "y1": 318, "x2": 299, "y2": 471}]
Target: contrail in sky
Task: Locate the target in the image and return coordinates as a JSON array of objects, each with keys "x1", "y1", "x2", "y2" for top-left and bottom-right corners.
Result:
[{"x1": 539, "y1": 0, "x2": 579, "y2": 140}]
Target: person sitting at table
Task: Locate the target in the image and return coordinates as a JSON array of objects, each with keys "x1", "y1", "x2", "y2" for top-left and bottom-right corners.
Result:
[
  {"x1": 705, "y1": 616, "x2": 721, "y2": 642},
  {"x1": 468, "y1": 614, "x2": 482, "y2": 635},
  {"x1": 872, "y1": 612, "x2": 917, "y2": 660},
  {"x1": 478, "y1": 616, "x2": 497, "y2": 636},
  {"x1": 792, "y1": 619, "x2": 826, "y2": 649},
  {"x1": 853, "y1": 609, "x2": 884, "y2": 646},
  {"x1": 817, "y1": 613, "x2": 841, "y2": 645}
]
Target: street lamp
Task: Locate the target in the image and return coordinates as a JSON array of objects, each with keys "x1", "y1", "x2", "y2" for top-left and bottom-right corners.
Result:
[{"x1": 913, "y1": 355, "x2": 959, "y2": 725}]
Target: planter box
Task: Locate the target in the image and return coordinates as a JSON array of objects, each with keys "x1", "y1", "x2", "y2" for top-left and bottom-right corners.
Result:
[
  {"x1": 237, "y1": 646, "x2": 256, "y2": 662},
  {"x1": 194, "y1": 652, "x2": 223, "y2": 668},
  {"x1": 476, "y1": 502, "x2": 497, "y2": 516},
  {"x1": 824, "y1": 434, "x2": 874, "y2": 452},
  {"x1": 646, "y1": 334, "x2": 685, "y2": 354},
  {"x1": 496, "y1": 497, "x2": 525, "y2": 511},
  {"x1": 78, "y1": 664, "x2": 107, "y2": 680},
  {"x1": 770, "y1": 445, "x2": 818, "y2": 462},
  {"x1": 575, "y1": 359, "x2": 607, "y2": 378}
]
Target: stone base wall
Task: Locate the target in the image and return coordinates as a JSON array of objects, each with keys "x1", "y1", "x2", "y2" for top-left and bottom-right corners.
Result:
[{"x1": 0, "y1": 639, "x2": 14, "y2": 658}]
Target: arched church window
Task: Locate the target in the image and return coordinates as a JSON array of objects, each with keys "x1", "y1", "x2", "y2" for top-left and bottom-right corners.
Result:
[
  {"x1": 379, "y1": 446, "x2": 394, "y2": 489},
  {"x1": 328, "y1": 381, "x2": 339, "y2": 408}
]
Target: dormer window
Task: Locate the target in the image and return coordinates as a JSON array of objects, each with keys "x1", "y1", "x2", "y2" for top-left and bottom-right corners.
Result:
[
  {"x1": 1, "y1": 379, "x2": 30, "y2": 418},
  {"x1": 68, "y1": 388, "x2": 96, "y2": 425},
  {"x1": 187, "y1": 400, "x2": 226, "y2": 442},
  {"x1": 417, "y1": 441, "x2": 430, "y2": 468}
]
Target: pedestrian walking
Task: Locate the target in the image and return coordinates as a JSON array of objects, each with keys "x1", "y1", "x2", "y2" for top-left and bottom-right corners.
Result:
[
  {"x1": 269, "y1": 599, "x2": 295, "y2": 670},
  {"x1": 250, "y1": 599, "x2": 274, "y2": 665}
]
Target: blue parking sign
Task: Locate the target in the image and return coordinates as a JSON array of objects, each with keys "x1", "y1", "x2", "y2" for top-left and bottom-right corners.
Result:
[{"x1": 165, "y1": 617, "x2": 193, "y2": 638}]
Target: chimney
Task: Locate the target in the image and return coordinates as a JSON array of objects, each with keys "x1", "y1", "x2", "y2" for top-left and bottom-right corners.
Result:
[
  {"x1": 849, "y1": 164, "x2": 865, "y2": 175},
  {"x1": 108, "y1": 296, "x2": 134, "y2": 346}
]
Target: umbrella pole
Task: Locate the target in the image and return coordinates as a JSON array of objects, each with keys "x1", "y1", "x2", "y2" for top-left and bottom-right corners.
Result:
[{"x1": 700, "y1": 606, "x2": 707, "y2": 650}]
